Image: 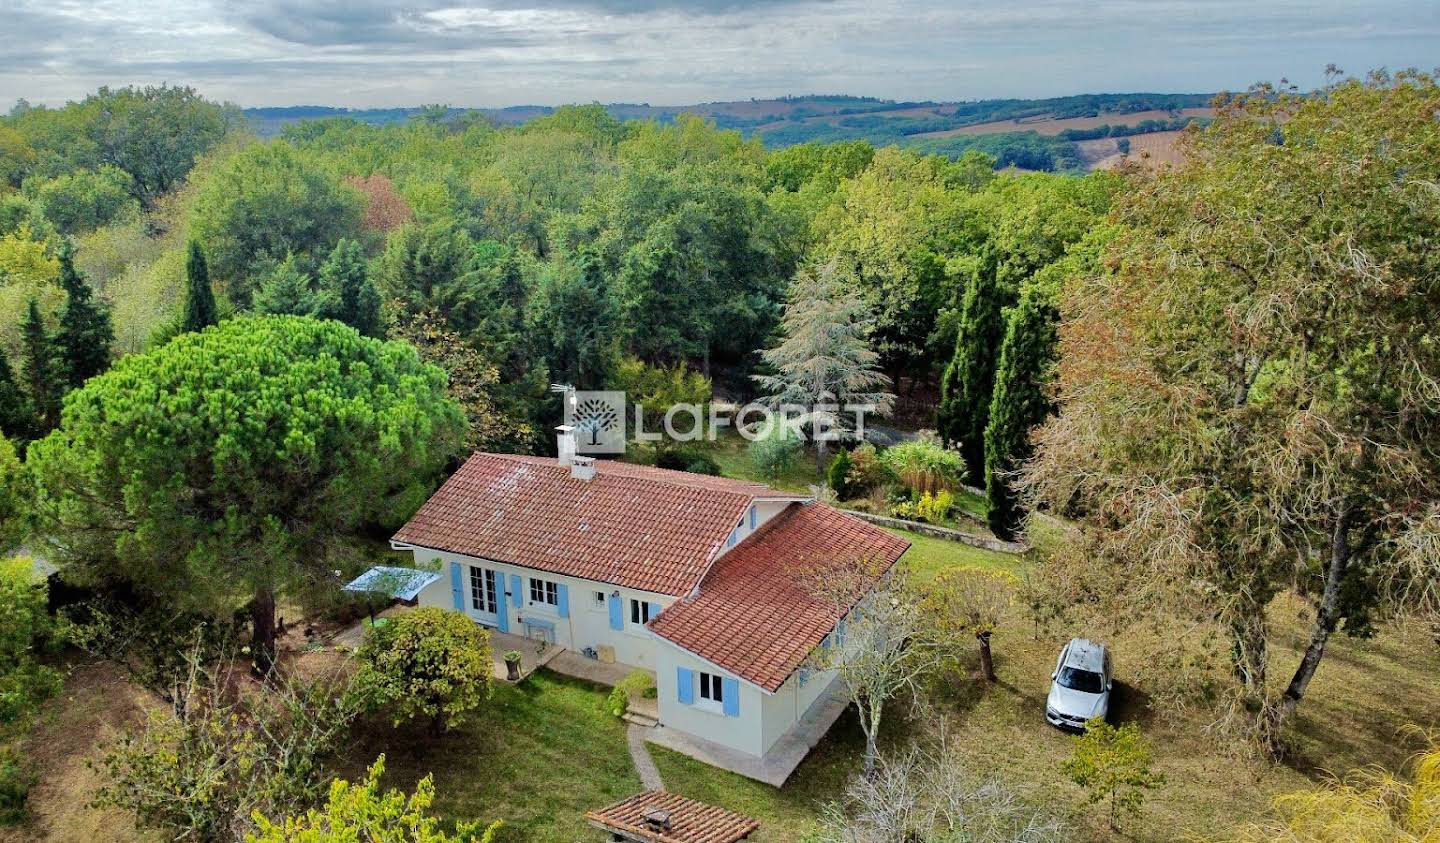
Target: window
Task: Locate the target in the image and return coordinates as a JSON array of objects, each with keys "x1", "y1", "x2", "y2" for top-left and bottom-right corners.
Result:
[
  {"x1": 529, "y1": 577, "x2": 558, "y2": 606},
  {"x1": 698, "y1": 671, "x2": 724, "y2": 705},
  {"x1": 630, "y1": 599, "x2": 653, "y2": 625},
  {"x1": 468, "y1": 567, "x2": 497, "y2": 614},
  {"x1": 593, "y1": 590, "x2": 607, "y2": 607}
]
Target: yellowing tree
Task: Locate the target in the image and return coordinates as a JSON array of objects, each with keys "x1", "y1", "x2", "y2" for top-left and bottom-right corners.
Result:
[{"x1": 1225, "y1": 737, "x2": 1440, "y2": 842}]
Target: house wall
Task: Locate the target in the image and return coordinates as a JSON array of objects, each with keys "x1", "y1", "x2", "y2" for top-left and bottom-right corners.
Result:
[
  {"x1": 408, "y1": 547, "x2": 673, "y2": 670},
  {"x1": 712, "y1": 500, "x2": 793, "y2": 560},
  {"x1": 759, "y1": 665, "x2": 839, "y2": 754},
  {"x1": 654, "y1": 639, "x2": 766, "y2": 756}
]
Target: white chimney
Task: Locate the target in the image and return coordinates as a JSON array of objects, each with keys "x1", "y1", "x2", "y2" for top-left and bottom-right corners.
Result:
[
  {"x1": 556, "y1": 425, "x2": 577, "y2": 466},
  {"x1": 571, "y1": 455, "x2": 596, "y2": 481}
]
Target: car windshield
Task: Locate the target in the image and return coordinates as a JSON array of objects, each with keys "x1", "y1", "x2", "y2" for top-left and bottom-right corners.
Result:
[{"x1": 1057, "y1": 666, "x2": 1105, "y2": 694}]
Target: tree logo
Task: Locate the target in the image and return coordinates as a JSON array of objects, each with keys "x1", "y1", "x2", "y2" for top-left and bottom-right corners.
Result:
[{"x1": 567, "y1": 391, "x2": 626, "y2": 453}]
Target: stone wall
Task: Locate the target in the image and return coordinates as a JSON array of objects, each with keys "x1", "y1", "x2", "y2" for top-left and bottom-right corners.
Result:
[{"x1": 845, "y1": 510, "x2": 1028, "y2": 555}]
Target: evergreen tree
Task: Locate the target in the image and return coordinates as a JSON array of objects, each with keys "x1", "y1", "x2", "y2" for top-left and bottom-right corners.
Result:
[
  {"x1": 55, "y1": 240, "x2": 114, "y2": 388},
  {"x1": 317, "y1": 238, "x2": 382, "y2": 337},
  {"x1": 182, "y1": 240, "x2": 218, "y2": 333},
  {"x1": 753, "y1": 260, "x2": 894, "y2": 471},
  {"x1": 20, "y1": 298, "x2": 61, "y2": 432},
  {"x1": 0, "y1": 347, "x2": 33, "y2": 440},
  {"x1": 983, "y1": 276, "x2": 1060, "y2": 540},
  {"x1": 251, "y1": 255, "x2": 317, "y2": 317},
  {"x1": 938, "y1": 253, "x2": 1006, "y2": 484}
]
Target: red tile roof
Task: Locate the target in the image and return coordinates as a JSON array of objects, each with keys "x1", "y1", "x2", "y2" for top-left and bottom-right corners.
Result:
[
  {"x1": 391, "y1": 454, "x2": 803, "y2": 596},
  {"x1": 649, "y1": 503, "x2": 911, "y2": 692},
  {"x1": 585, "y1": 790, "x2": 759, "y2": 843}
]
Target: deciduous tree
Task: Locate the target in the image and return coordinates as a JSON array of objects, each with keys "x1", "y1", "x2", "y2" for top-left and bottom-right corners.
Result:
[
  {"x1": 356, "y1": 606, "x2": 493, "y2": 735},
  {"x1": 1021, "y1": 71, "x2": 1440, "y2": 750},
  {"x1": 923, "y1": 567, "x2": 1016, "y2": 682}
]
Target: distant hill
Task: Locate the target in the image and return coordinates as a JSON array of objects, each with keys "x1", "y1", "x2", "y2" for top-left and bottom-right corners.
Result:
[{"x1": 242, "y1": 92, "x2": 1217, "y2": 172}]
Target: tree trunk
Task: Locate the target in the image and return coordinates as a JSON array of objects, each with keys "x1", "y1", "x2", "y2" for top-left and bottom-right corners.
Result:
[
  {"x1": 1229, "y1": 611, "x2": 1269, "y2": 705},
  {"x1": 250, "y1": 587, "x2": 277, "y2": 677},
  {"x1": 861, "y1": 698, "x2": 882, "y2": 779},
  {"x1": 977, "y1": 632, "x2": 996, "y2": 682},
  {"x1": 815, "y1": 436, "x2": 829, "y2": 475},
  {"x1": 1263, "y1": 503, "x2": 1352, "y2": 749}
]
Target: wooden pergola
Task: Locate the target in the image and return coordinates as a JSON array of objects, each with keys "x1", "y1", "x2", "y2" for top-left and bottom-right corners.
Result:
[{"x1": 585, "y1": 791, "x2": 760, "y2": 843}]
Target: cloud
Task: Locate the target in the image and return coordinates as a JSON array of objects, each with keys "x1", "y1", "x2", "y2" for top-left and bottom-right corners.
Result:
[{"x1": 0, "y1": 0, "x2": 1436, "y2": 108}]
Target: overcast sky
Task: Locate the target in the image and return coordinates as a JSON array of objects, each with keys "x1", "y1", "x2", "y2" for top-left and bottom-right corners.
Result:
[{"x1": 4, "y1": 0, "x2": 1437, "y2": 108}]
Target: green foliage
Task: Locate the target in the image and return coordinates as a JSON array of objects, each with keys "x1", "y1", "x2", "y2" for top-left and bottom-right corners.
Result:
[
  {"x1": 356, "y1": 607, "x2": 494, "y2": 733},
  {"x1": 248, "y1": 755, "x2": 497, "y2": 843},
  {"x1": 889, "y1": 490, "x2": 953, "y2": 524},
  {"x1": 54, "y1": 240, "x2": 114, "y2": 388},
  {"x1": 747, "y1": 421, "x2": 802, "y2": 481},
  {"x1": 3, "y1": 85, "x2": 236, "y2": 204},
  {"x1": 19, "y1": 298, "x2": 59, "y2": 433},
  {"x1": 843, "y1": 442, "x2": 887, "y2": 496},
  {"x1": 181, "y1": 240, "x2": 218, "y2": 334},
  {"x1": 525, "y1": 249, "x2": 619, "y2": 388},
  {"x1": 0, "y1": 747, "x2": 31, "y2": 825},
  {"x1": 826, "y1": 449, "x2": 852, "y2": 498},
  {"x1": 251, "y1": 253, "x2": 319, "y2": 317},
  {"x1": 1062, "y1": 720, "x2": 1165, "y2": 829},
  {"x1": 0, "y1": 555, "x2": 62, "y2": 729},
  {"x1": 94, "y1": 651, "x2": 364, "y2": 842},
  {"x1": 879, "y1": 440, "x2": 964, "y2": 496},
  {"x1": 0, "y1": 436, "x2": 27, "y2": 550},
  {"x1": 315, "y1": 238, "x2": 382, "y2": 337},
  {"x1": 26, "y1": 316, "x2": 464, "y2": 664},
  {"x1": 27, "y1": 165, "x2": 138, "y2": 234},
  {"x1": 605, "y1": 669, "x2": 655, "y2": 719},
  {"x1": 613, "y1": 355, "x2": 711, "y2": 450},
  {"x1": 187, "y1": 141, "x2": 361, "y2": 302},
  {"x1": 0, "y1": 353, "x2": 31, "y2": 441}
]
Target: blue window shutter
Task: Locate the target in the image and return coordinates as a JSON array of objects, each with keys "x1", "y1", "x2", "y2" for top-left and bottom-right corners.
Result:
[
  {"x1": 676, "y1": 667, "x2": 694, "y2": 704},
  {"x1": 449, "y1": 562, "x2": 464, "y2": 611},
  {"x1": 798, "y1": 667, "x2": 810, "y2": 687},
  {"x1": 557, "y1": 584, "x2": 570, "y2": 618},
  {"x1": 648, "y1": 601, "x2": 662, "y2": 623},
  {"x1": 749, "y1": 505, "x2": 756, "y2": 530},
  {"x1": 722, "y1": 678, "x2": 740, "y2": 717},
  {"x1": 510, "y1": 574, "x2": 522, "y2": 604},
  {"x1": 496, "y1": 582, "x2": 509, "y2": 633},
  {"x1": 607, "y1": 594, "x2": 623, "y2": 630}
]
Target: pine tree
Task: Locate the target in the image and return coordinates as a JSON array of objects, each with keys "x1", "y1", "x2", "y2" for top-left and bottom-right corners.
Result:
[
  {"x1": 182, "y1": 240, "x2": 218, "y2": 333},
  {"x1": 251, "y1": 255, "x2": 317, "y2": 317},
  {"x1": 983, "y1": 276, "x2": 1061, "y2": 540},
  {"x1": 937, "y1": 254, "x2": 1007, "y2": 486},
  {"x1": 753, "y1": 260, "x2": 894, "y2": 471},
  {"x1": 55, "y1": 240, "x2": 114, "y2": 388},
  {"x1": 317, "y1": 238, "x2": 382, "y2": 336},
  {"x1": 0, "y1": 347, "x2": 33, "y2": 440},
  {"x1": 20, "y1": 298, "x2": 61, "y2": 432}
]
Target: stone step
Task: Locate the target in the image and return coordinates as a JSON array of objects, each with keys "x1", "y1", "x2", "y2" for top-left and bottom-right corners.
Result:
[{"x1": 623, "y1": 711, "x2": 659, "y2": 729}]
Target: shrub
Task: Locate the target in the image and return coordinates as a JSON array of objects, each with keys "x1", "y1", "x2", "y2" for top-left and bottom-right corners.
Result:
[
  {"x1": 0, "y1": 555, "x2": 61, "y2": 728},
  {"x1": 656, "y1": 447, "x2": 721, "y2": 476},
  {"x1": 248, "y1": 754, "x2": 498, "y2": 842},
  {"x1": 827, "y1": 449, "x2": 853, "y2": 498},
  {"x1": 356, "y1": 607, "x2": 493, "y2": 734},
  {"x1": 606, "y1": 670, "x2": 655, "y2": 718},
  {"x1": 880, "y1": 440, "x2": 965, "y2": 495},
  {"x1": 887, "y1": 490, "x2": 954, "y2": 524},
  {"x1": 747, "y1": 422, "x2": 802, "y2": 481},
  {"x1": 0, "y1": 748, "x2": 31, "y2": 826},
  {"x1": 844, "y1": 442, "x2": 887, "y2": 494},
  {"x1": 1063, "y1": 719, "x2": 1165, "y2": 830}
]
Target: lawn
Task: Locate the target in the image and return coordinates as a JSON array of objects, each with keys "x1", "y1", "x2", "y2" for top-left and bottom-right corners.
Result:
[
  {"x1": 336, "y1": 671, "x2": 642, "y2": 842},
  {"x1": 887, "y1": 526, "x2": 1021, "y2": 579}
]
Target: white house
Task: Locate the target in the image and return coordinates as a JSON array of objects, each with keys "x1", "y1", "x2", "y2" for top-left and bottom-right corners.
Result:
[{"x1": 390, "y1": 432, "x2": 910, "y2": 778}]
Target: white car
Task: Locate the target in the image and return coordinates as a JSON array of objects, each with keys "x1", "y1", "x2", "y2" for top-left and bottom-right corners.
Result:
[{"x1": 1045, "y1": 638, "x2": 1112, "y2": 731}]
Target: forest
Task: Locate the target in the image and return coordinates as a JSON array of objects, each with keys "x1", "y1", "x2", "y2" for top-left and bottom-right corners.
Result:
[{"x1": 0, "y1": 71, "x2": 1438, "y2": 843}]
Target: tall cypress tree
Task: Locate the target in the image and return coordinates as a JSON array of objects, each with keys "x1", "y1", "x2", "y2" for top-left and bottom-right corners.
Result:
[
  {"x1": 21, "y1": 299, "x2": 61, "y2": 432},
  {"x1": 937, "y1": 251, "x2": 1007, "y2": 485},
  {"x1": 982, "y1": 277, "x2": 1061, "y2": 540},
  {"x1": 318, "y1": 238, "x2": 381, "y2": 337},
  {"x1": 0, "y1": 347, "x2": 33, "y2": 440},
  {"x1": 182, "y1": 240, "x2": 218, "y2": 333},
  {"x1": 55, "y1": 240, "x2": 115, "y2": 388}
]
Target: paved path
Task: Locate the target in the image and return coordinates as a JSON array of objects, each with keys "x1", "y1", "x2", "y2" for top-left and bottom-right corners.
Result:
[{"x1": 627, "y1": 724, "x2": 664, "y2": 790}]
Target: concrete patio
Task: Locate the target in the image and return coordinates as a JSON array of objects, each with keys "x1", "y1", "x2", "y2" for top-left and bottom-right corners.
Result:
[{"x1": 643, "y1": 679, "x2": 851, "y2": 787}]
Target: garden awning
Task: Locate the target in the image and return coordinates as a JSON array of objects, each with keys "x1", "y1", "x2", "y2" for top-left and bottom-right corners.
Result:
[{"x1": 343, "y1": 566, "x2": 440, "y2": 602}]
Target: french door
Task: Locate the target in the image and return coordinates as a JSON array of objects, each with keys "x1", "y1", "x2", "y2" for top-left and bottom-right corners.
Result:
[{"x1": 467, "y1": 565, "x2": 499, "y2": 624}]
